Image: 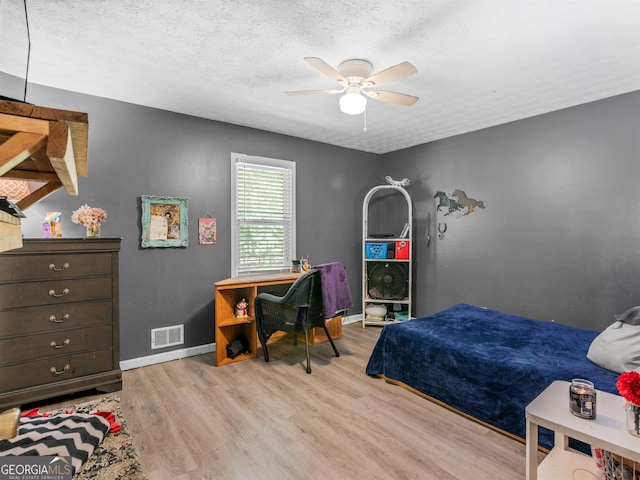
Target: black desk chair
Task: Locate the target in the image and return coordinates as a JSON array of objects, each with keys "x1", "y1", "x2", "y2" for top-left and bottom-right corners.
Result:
[{"x1": 254, "y1": 269, "x2": 340, "y2": 374}]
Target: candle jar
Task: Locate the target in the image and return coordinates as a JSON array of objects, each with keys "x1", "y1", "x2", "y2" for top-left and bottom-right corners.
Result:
[{"x1": 569, "y1": 378, "x2": 596, "y2": 419}]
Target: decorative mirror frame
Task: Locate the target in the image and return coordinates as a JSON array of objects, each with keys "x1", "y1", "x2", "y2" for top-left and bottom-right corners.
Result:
[{"x1": 141, "y1": 195, "x2": 188, "y2": 248}]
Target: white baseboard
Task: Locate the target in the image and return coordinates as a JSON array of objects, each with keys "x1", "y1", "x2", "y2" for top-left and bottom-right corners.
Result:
[
  {"x1": 342, "y1": 313, "x2": 362, "y2": 324},
  {"x1": 119, "y1": 313, "x2": 363, "y2": 371},
  {"x1": 120, "y1": 343, "x2": 216, "y2": 371}
]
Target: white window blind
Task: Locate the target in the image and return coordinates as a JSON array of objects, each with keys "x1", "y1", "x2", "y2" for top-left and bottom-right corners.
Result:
[{"x1": 231, "y1": 153, "x2": 296, "y2": 276}]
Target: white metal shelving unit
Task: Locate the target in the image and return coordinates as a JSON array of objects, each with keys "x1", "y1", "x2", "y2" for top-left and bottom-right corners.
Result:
[{"x1": 362, "y1": 183, "x2": 413, "y2": 328}]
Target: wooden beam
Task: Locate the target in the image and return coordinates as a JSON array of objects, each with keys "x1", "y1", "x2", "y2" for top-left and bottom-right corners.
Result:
[
  {"x1": 0, "y1": 132, "x2": 47, "y2": 176},
  {"x1": 0, "y1": 100, "x2": 88, "y2": 124},
  {"x1": 47, "y1": 122, "x2": 78, "y2": 195},
  {"x1": 46, "y1": 121, "x2": 68, "y2": 159},
  {"x1": 31, "y1": 152, "x2": 55, "y2": 172},
  {"x1": 0, "y1": 169, "x2": 59, "y2": 182},
  {"x1": 0, "y1": 101, "x2": 88, "y2": 177},
  {"x1": 0, "y1": 99, "x2": 88, "y2": 210},
  {"x1": 66, "y1": 121, "x2": 88, "y2": 177},
  {"x1": 0, "y1": 113, "x2": 49, "y2": 136},
  {"x1": 16, "y1": 180, "x2": 62, "y2": 210}
]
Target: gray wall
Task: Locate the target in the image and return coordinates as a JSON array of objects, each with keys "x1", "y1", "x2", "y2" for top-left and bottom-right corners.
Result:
[
  {"x1": 12, "y1": 83, "x2": 640, "y2": 360},
  {"x1": 0, "y1": 72, "x2": 25, "y2": 101},
  {"x1": 19, "y1": 84, "x2": 378, "y2": 361},
  {"x1": 384, "y1": 91, "x2": 640, "y2": 331}
]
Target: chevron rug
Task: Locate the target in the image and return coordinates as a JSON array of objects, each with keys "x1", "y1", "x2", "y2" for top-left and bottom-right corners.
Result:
[
  {"x1": 48, "y1": 395, "x2": 146, "y2": 480},
  {"x1": 1, "y1": 394, "x2": 145, "y2": 480}
]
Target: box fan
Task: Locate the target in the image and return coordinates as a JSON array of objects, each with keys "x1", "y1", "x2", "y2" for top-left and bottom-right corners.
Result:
[{"x1": 367, "y1": 262, "x2": 408, "y2": 300}]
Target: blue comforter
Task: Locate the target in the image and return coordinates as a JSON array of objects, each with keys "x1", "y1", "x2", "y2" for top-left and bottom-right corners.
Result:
[{"x1": 365, "y1": 303, "x2": 618, "y2": 449}]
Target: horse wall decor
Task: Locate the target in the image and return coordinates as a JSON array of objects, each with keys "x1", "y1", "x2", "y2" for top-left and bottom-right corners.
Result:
[
  {"x1": 452, "y1": 190, "x2": 485, "y2": 215},
  {"x1": 434, "y1": 191, "x2": 463, "y2": 216},
  {"x1": 434, "y1": 190, "x2": 485, "y2": 217}
]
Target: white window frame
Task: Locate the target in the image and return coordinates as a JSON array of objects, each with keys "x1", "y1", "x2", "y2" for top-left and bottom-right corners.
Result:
[{"x1": 231, "y1": 153, "x2": 296, "y2": 276}]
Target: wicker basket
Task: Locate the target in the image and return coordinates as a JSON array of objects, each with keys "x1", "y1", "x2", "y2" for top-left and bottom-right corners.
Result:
[{"x1": 593, "y1": 447, "x2": 639, "y2": 480}]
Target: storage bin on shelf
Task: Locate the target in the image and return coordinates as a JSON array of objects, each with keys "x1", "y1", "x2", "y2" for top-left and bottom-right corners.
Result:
[
  {"x1": 395, "y1": 240, "x2": 410, "y2": 260},
  {"x1": 365, "y1": 242, "x2": 389, "y2": 259}
]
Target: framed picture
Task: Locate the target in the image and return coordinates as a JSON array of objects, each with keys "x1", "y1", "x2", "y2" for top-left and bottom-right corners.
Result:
[
  {"x1": 198, "y1": 217, "x2": 216, "y2": 245},
  {"x1": 141, "y1": 195, "x2": 188, "y2": 248}
]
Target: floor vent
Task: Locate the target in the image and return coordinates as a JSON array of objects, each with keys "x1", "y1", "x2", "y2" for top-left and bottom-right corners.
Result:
[{"x1": 151, "y1": 324, "x2": 184, "y2": 349}]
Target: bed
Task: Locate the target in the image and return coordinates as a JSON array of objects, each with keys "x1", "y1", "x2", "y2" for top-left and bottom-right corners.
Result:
[{"x1": 365, "y1": 303, "x2": 619, "y2": 449}]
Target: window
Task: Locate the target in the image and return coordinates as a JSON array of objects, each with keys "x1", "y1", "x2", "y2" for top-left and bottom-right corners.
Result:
[{"x1": 231, "y1": 153, "x2": 296, "y2": 276}]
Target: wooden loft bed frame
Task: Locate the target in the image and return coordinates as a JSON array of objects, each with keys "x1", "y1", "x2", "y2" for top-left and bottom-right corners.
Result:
[{"x1": 0, "y1": 98, "x2": 88, "y2": 211}]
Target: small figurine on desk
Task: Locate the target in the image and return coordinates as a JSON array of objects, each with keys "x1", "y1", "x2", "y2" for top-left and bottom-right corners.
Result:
[
  {"x1": 235, "y1": 298, "x2": 248, "y2": 318},
  {"x1": 300, "y1": 256, "x2": 310, "y2": 272}
]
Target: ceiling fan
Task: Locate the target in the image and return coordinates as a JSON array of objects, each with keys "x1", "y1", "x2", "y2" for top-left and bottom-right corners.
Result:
[{"x1": 286, "y1": 57, "x2": 419, "y2": 115}]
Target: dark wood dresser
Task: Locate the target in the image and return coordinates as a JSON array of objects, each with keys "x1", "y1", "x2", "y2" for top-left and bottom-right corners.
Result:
[{"x1": 0, "y1": 238, "x2": 122, "y2": 409}]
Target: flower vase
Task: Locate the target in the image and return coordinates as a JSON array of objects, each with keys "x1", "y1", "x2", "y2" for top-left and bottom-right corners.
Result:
[
  {"x1": 86, "y1": 224, "x2": 101, "y2": 238},
  {"x1": 625, "y1": 402, "x2": 640, "y2": 437}
]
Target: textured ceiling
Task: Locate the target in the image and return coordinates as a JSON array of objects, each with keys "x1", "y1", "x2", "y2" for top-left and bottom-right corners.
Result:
[{"x1": 1, "y1": 0, "x2": 639, "y2": 154}]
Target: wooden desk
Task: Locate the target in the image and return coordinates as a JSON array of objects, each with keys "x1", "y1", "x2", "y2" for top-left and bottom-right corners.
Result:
[
  {"x1": 214, "y1": 273, "x2": 342, "y2": 366},
  {"x1": 526, "y1": 380, "x2": 640, "y2": 480}
]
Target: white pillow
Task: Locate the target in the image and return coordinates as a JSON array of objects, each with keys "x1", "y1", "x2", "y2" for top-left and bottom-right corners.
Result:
[
  {"x1": 615, "y1": 306, "x2": 640, "y2": 325},
  {"x1": 587, "y1": 309, "x2": 640, "y2": 373}
]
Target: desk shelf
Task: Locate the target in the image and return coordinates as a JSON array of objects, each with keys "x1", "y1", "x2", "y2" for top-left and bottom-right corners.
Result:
[
  {"x1": 537, "y1": 448, "x2": 602, "y2": 479},
  {"x1": 217, "y1": 316, "x2": 255, "y2": 327},
  {"x1": 215, "y1": 320, "x2": 256, "y2": 366}
]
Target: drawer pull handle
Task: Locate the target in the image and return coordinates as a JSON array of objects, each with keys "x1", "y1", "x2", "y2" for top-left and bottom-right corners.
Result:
[
  {"x1": 48, "y1": 262, "x2": 70, "y2": 271},
  {"x1": 50, "y1": 364, "x2": 71, "y2": 375},
  {"x1": 48, "y1": 288, "x2": 70, "y2": 298},
  {"x1": 50, "y1": 339, "x2": 71, "y2": 349},
  {"x1": 49, "y1": 314, "x2": 70, "y2": 323}
]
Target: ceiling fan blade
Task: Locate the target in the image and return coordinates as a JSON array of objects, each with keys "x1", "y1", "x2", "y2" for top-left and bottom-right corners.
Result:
[
  {"x1": 364, "y1": 90, "x2": 419, "y2": 106},
  {"x1": 304, "y1": 57, "x2": 347, "y2": 85},
  {"x1": 285, "y1": 88, "x2": 344, "y2": 96},
  {"x1": 364, "y1": 61, "x2": 418, "y2": 87}
]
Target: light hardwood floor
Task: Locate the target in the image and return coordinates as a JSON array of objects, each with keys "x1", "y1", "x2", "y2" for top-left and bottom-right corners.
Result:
[{"x1": 39, "y1": 324, "x2": 542, "y2": 479}]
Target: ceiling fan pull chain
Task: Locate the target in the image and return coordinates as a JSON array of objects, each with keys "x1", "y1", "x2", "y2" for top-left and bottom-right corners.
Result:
[{"x1": 363, "y1": 107, "x2": 367, "y2": 132}]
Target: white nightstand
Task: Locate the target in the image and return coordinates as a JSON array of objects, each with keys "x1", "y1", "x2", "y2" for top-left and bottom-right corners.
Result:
[{"x1": 525, "y1": 380, "x2": 640, "y2": 480}]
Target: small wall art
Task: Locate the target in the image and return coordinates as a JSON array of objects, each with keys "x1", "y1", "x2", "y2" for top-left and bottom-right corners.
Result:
[
  {"x1": 434, "y1": 190, "x2": 486, "y2": 240},
  {"x1": 198, "y1": 217, "x2": 217, "y2": 245},
  {"x1": 141, "y1": 195, "x2": 188, "y2": 248},
  {"x1": 434, "y1": 190, "x2": 485, "y2": 217}
]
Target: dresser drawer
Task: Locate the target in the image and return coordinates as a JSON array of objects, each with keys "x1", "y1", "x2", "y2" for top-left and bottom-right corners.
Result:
[
  {"x1": 0, "y1": 301, "x2": 112, "y2": 337},
  {"x1": 0, "y1": 349, "x2": 114, "y2": 392},
  {"x1": 0, "y1": 239, "x2": 121, "y2": 406},
  {"x1": 0, "y1": 277, "x2": 112, "y2": 309},
  {"x1": 0, "y1": 252, "x2": 112, "y2": 282},
  {"x1": 0, "y1": 324, "x2": 113, "y2": 366}
]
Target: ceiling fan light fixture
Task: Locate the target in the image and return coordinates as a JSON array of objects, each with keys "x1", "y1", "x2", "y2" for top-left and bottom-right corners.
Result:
[
  {"x1": 339, "y1": 88, "x2": 367, "y2": 115},
  {"x1": 288, "y1": 57, "x2": 417, "y2": 114}
]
